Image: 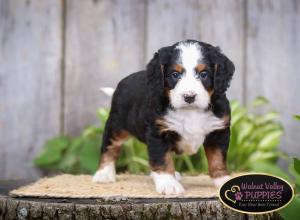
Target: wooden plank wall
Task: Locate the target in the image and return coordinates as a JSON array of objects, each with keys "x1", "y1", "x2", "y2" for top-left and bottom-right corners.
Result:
[
  {"x1": 246, "y1": 0, "x2": 300, "y2": 158},
  {"x1": 0, "y1": 0, "x2": 299, "y2": 179},
  {"x1": 64, "y1": 0, "x2": 146, "y2": 135},
  {"x1": 0, "y1": 0, "x2": 62, "y2": 179}
]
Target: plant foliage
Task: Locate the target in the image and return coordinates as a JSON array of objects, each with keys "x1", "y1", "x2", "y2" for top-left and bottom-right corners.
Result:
[
  {"x1": 34, "y1": 97, "x2": 285, "y2": 175},
  {"x1": 277, "y1": 116, "x2": 300, "y2": 220}
]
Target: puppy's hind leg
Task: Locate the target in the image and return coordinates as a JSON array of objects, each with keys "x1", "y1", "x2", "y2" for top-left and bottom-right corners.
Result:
[
  {"x1": 204, "y1": 128, "x2": 231, "y2": 187},
  {"x1": 93, "y1": 119, "x2": 129, "y2": 183}
]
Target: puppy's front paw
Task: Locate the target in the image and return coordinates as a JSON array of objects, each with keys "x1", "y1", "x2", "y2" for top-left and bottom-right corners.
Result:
[
  {"x1": 151, "y1": 172, "x2": 185, "y2": 195},
  {"x1": 92, "y1": 162, "x2": 116, "y2": 183},
  {"x1": 213, "y1": 175, "x2": 231, "y2": 187}
]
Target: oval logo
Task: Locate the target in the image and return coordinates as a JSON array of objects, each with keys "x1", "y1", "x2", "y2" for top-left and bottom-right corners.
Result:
[{"x1": 218, "y1": 173, "x2": 294, "y2": 214}]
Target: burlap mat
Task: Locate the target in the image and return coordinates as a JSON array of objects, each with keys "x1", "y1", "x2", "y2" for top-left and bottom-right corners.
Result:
[{"x1": 10, "y1": 174, "x2": 224, "y2": 199}]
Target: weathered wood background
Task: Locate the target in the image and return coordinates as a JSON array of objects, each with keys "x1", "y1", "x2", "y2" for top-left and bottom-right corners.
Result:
[{"x1": 0, "y1": 0, "x2": 300, "y2": 179}]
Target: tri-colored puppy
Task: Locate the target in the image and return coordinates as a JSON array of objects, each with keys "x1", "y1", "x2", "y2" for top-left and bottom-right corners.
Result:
[{"x1": 93, "y1": 40, "x2": 235, "y2": 195}]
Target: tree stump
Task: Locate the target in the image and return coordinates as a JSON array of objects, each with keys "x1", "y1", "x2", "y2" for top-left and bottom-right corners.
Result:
[{"x1": 0, "y1": 180, "x2": 282, "y2": 220}]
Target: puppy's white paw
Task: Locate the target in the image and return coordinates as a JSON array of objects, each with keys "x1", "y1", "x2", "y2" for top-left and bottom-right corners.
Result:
[
  {"x1": 92, "y1": 162, "x2": 116, "y2": 183},
  {"x1": 151, "y1": 172, "x2": 185, "y2": 195},
  {"x1": 213, "y1": 175, "x2": 231, "y2": 187}
]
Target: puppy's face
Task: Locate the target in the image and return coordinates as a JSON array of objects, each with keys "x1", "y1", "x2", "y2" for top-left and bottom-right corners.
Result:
[
  {"x1": 147, "y1": 40, "x2": 234, "y2": 111},
  {"x1": 164, "y1": 42, "x2": 213, "y2": 110}
]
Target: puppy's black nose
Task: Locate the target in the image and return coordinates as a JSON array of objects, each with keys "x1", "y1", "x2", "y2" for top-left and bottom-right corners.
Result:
[{"x1": 183, "y1": 94, "x2": 196, "y2": 104}]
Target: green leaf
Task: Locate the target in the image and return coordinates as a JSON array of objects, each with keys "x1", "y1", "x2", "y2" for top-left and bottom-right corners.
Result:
[
  {"x1": 279, "y1": 195, "x2": 300, "y2": 220},
  {"x1": 34, "y1": 137, "x2": 70, "y2": 167},
  {"x1": 69, "y1": 137, "x2": 84, "y2": 153},
  {"x1": 79, "y1": 138, "x2": 99, "y2": 173},
  {"x1": 57, "y1": 153, "x2": 78, "y2": 172},
  {"x1": 257, "y1": 130, "x2": 282, "y2": 151},
  {"x1": 131, "y1": 156, "x2": 149, "y2": 168},
  {"x1": 229, "y1": 100, "x2": 240, "y2": 113},
  {"x1": 248, "y1": 152, "x2": 280, "y2": 164},
  {"x1": 294, "y1": 158, "x2": 300, "y2": 176},
  {"x1": 288, "y1": 162, "x2": 300, "y2": 193},
  {"x1": 230, "y1": 107, "x2": 246, "y2": 127},
  {"x1": 255, "y1": 111, "x2": 279, "y2": 124},
  {"x1": 294, "y1": 115, "x2": 300, "y2": 122},
  {"x1": 236, "y1": 121, "x2": 254, "y2": 145},
  {"x1": 182, "y1": 155, "x2": 196, "y2": 173},
  {"x1": 251, "y1": 96, "x2": 269, "y2": 108},
  {"x1": 97, "y1": 108, "x2": 110, "y2": 123},
  {"x1": 251, "y1": 162, "x2": 292, "y2": 182},
  {"x1": 251, "y1": 124, "x2": 282, "y2": 141},
  {"x1": 83, "y1": 126, "x2": 101, "y2": 138}
]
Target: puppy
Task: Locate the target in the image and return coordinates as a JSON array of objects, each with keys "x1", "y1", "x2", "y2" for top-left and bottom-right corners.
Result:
[{"x1": 93, "y1": 40, "x2": 235, "y2": 195}]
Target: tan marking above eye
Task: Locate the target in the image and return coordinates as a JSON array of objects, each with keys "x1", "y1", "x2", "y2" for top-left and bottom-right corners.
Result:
[
  {"x1": 195, "y1": 63, "x2": 206, "y2": 72},
  {"x1": 172, "y1": 64, "x2": 184, "y2": 73}
]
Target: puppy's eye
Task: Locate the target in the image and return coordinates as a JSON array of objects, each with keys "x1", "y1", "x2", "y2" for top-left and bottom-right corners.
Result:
[
  {"x1": 171, "y1": 72, "x2": 181, "y2": 80},
  {"x1": 196, "y1": 71, "x2": 208, "y2": 80}
]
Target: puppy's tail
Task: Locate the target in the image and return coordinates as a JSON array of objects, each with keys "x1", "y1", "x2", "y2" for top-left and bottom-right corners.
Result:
[{"x1": 99, "y1": 87, "x2": 115, "y2": 97}]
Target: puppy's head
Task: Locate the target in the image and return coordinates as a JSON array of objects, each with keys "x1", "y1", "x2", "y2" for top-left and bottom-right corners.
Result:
[{"x1": 147, "y1": 40, "x2": 235, "y2": 110}]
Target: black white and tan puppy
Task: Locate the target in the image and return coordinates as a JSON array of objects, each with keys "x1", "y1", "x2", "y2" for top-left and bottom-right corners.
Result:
[{"x1": 93, "y1": 39, "x2": 235, "y2": 195}]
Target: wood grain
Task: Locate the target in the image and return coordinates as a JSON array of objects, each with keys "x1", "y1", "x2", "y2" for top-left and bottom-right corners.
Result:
[
  {"x1": 64, "y1": 0, "x2": 146, "y2": 135},
  {"x1": 0, "y1": 0, "x2": 63, "y2": 179},
  {"x1": 246, "y1": 0, "x2": 300, "y2": 158}
]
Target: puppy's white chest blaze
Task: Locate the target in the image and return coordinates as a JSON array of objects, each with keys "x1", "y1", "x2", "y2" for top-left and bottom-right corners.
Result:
[{"x1": 164, "y1": 109, "x2": 225, "y2": 155}]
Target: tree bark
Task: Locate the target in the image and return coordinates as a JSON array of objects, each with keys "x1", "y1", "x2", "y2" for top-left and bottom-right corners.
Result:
[{"x1": 0, "y1": 195, "x2": 283, "y2": 220}]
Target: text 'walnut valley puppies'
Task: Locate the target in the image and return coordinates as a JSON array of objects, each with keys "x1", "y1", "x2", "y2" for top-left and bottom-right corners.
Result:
[{"x1": 93, "y1": 40, "x2": 235, "y2": 195}]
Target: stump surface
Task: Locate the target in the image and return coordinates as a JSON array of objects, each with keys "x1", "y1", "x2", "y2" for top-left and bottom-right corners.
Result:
[
  {"x1": 0, "y1": 178, "x2": 282, "y2": 220},
  {"x1": 10, "y1": 174, "x2": 219, "y2": 199}
]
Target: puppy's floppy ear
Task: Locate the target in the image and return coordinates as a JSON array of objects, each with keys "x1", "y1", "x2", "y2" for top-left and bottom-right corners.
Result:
[
  {"x1": 208, "y1": 46, "x2": 235, "y2": 94},
  {"x1": 157, "y1": 46, "x2": 172, "y2": 73},
  {"x1": 146, "y1": 46, "x2": 172, "y2": 112},
  {"x1": 146, "y1": 46, "x2": 172, "y2": 94}
]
